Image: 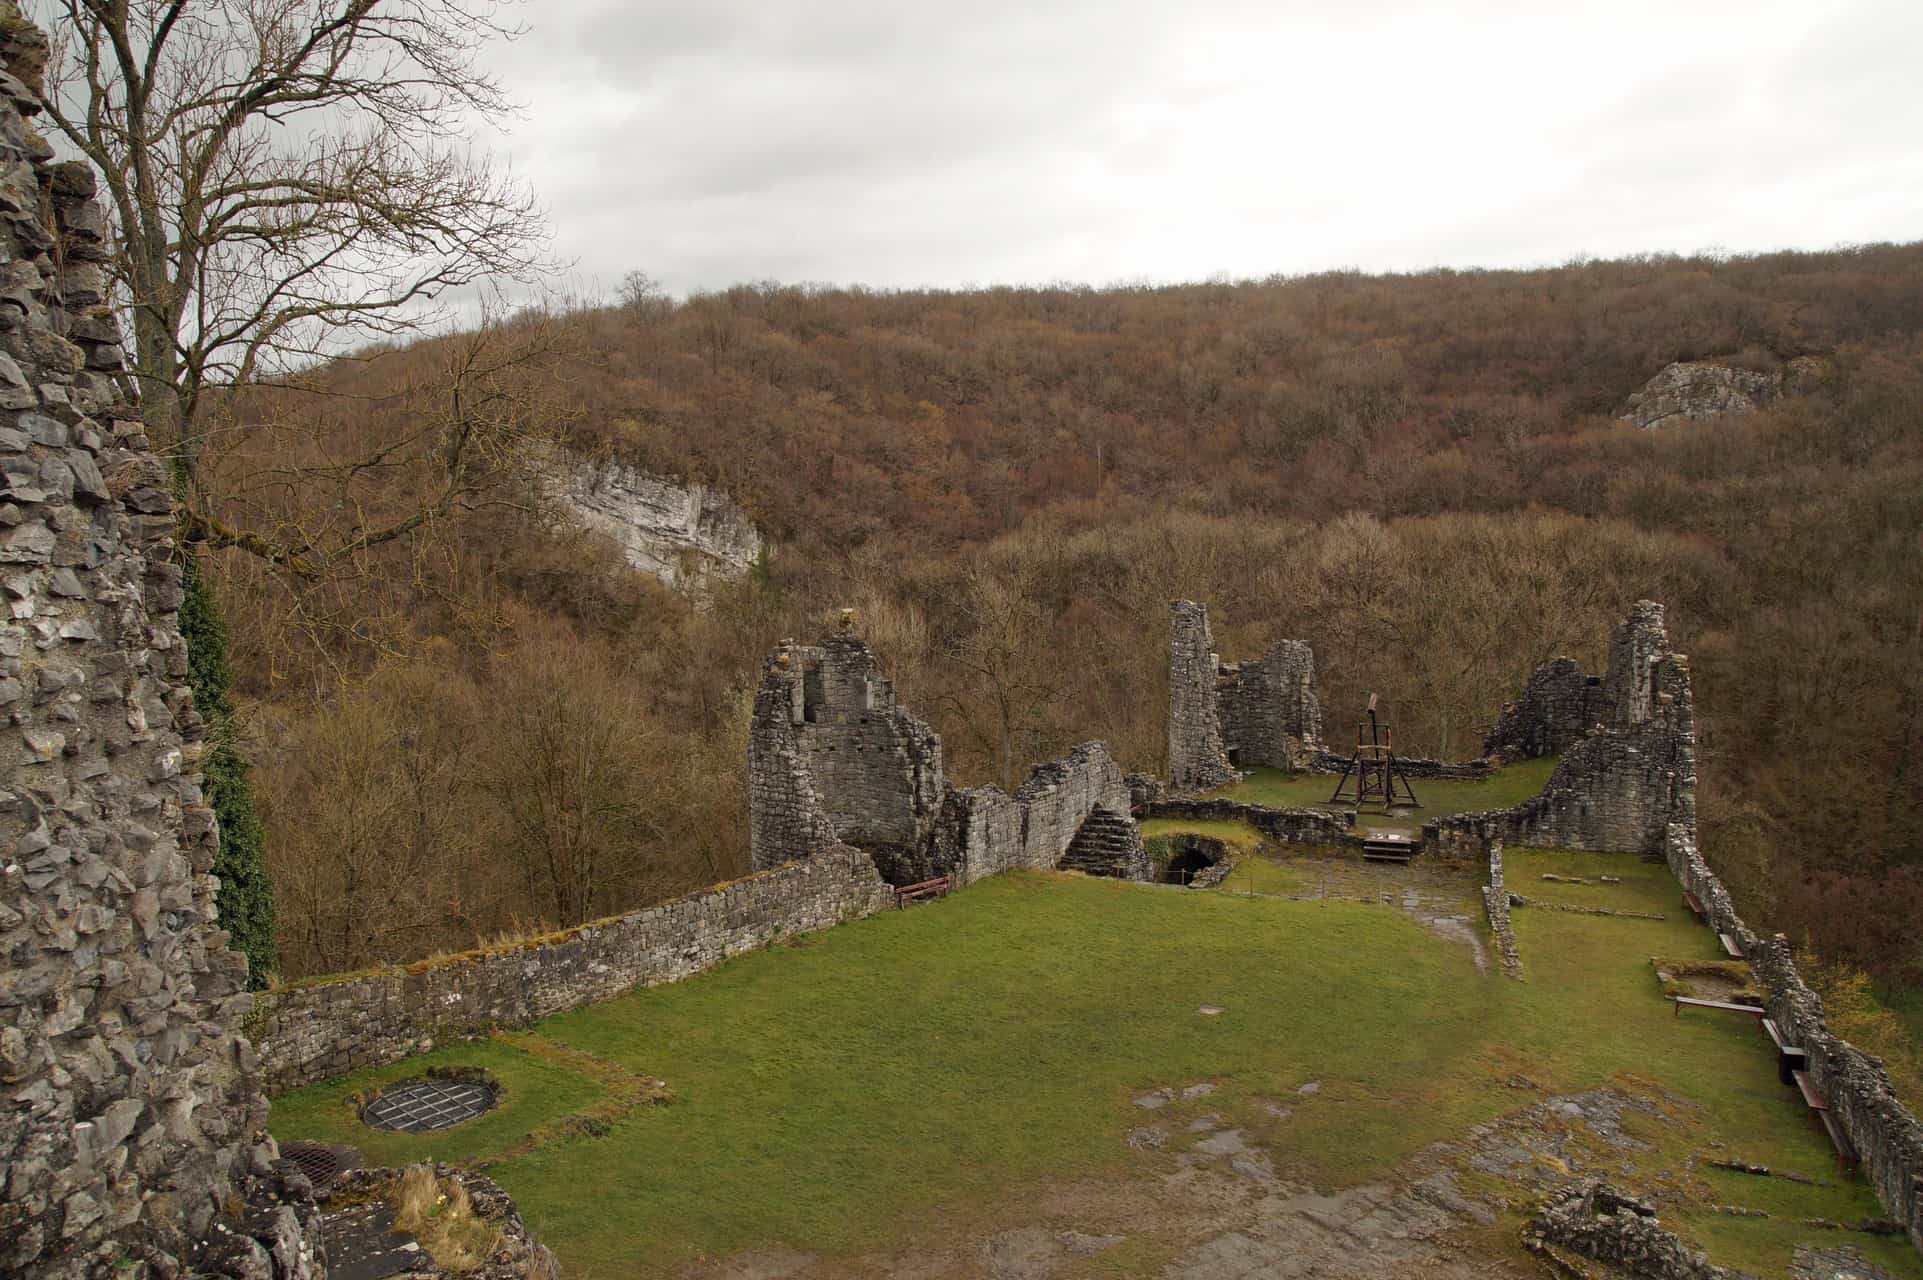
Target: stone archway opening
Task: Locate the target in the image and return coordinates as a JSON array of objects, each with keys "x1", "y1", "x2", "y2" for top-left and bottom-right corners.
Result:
[{"x1": 1153, "y1": 833, "x2": 1230, "y2": 886}]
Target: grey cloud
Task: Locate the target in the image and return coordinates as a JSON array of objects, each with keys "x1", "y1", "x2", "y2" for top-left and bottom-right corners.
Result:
[{"x1": 481, "y1": 0, "x2": 1923, "y2": 296}]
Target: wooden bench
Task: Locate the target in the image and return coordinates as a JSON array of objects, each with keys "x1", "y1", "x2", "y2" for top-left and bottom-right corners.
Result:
[
  {"x1": 1817, "y1": 1110, "x2": 1860, "y2": 1171},
  {"x1": 894, "y1": 876, "x2": 953, "y2": 908},
  {"x1": 1792, "y1": 1069, "x2": 1829, "y2": 1112},
  {"x1": 1718, "y1": 931, "x2": 1745, "y2": 959},
  {"x1": 1672, "y1": 996, "x2": 1766, "y2": 1019},
  {"x1": 1682, "y1": 890, "x2": 1707, "y2": 921},
  {"x1": 1791, "y1": 1070, "x2": 1862, "y2": 1169},
  {"x1": 1761, "y1": 1018, "x2": 1808, "y2": 1087}
]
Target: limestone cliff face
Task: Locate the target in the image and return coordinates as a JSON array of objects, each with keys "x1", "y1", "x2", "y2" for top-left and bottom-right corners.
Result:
[
  {"x1": 1618, "y1": 356, "x2": 1829, "y2": 430},
  {"x1": 558, "y1": 459, "x2": 762, "y2": 586}
]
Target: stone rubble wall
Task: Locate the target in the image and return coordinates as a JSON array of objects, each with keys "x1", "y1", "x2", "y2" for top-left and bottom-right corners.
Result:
[
  {"x1": 1527, "y1": 1181, "x2": 1735, "y2": 1279},
  {"x1": 1310, "y1": 748, "x2": 1494, "y2": 780},
  {"x1": 0, "y1": 13, "x2": 322, "y2": 1274},
  {"x1": 748, "y1": 629, "x2": 944, "y2": 883},
  {"x1": 1167, "y1": 599, "x2": 1236, "y2": 790},
  {"x1": 1663, "y1": 825, "x2": 1923, "y2": 1255},
  {"x1": 1482, "y1": 844, "x2": 1522, "y2": 979},
  {"x1": 1217, "y1": 638, "x2": 1322, "y2": 771},
  {"x1": 252, "y1": 848, "x2": 894, "y2": 1094},
  {"x1": 1140, "y1": 797, "x2": 1355, "y2": 847},
  {"x1": 934, "y1": 742, "x2": 1145, "y2": 885}
]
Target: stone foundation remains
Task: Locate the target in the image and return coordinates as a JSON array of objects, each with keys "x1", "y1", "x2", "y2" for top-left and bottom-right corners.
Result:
[
  {"x1": 1526, "y1": 1181, "x2": 1735, "y2": 1279},
  {"x1": 0, "y1": 15, "x2": 322, "y2": 1273},
  {"x1": 750, "y1": 620, "x2": 1148, "y2": 888},
  {"x1": 1482, "y1": 844, "x2": 1522, "y2": 979}
]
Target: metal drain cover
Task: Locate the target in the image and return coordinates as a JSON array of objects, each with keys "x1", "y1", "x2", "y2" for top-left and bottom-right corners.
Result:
[
  {"x1": 360, "y1": 1078, "x2": 497, "y2": 1133},
  {"x1": 282, "y1": 1141, "x2": 345, "y2": 1188}
]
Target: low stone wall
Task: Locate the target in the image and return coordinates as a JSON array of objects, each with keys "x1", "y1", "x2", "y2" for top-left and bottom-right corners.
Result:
[
  {"x1": 1141, "y1": 797, "x2": 1355, "y2": 846},
  {"x1": 1310, "y1": 750, "x2": 1494, "y2": 781},
  {"x1": 1663, "y1": 826, "x2": 1923, "y2": 1255},
  {"x1": 1483, "y1": 844, "x2": 1522, "y2": 979},
  {"x1": 253, "y1": 848, "x2": 894, "y2": 1094}
]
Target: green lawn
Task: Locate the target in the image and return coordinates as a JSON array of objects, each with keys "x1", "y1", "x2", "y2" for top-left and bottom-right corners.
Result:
[
  {"x1": 1209, "y1": 757, "x2": 1561, "y2": 834},
  {"x1": 272, "y1": 860, "x2": 1921, "y2": 1279}
]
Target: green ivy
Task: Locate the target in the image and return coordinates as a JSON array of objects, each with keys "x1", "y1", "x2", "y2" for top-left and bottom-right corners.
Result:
[{"x1": 179, "y1": 554, "x2": 276, "y2": 988}]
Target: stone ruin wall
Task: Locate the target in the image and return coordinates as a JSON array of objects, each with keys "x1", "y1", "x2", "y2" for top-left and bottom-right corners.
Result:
[
  {"x1": 0, "y1": 15, "x2": 317, "y2": 1275},
  {"x1": 1166, "y1": 600, "x2": 1235, "y2": 790},
  {"x1": 1664, "y1": 823, "x2": 1923, "y2": 1255},
  {"x1": 933, "y1": 742, "x2": 1147, "y2": 885},
  {"x1": 1435, "y1": 600, "x2": 1923, "y2": 1257},
  {"x1": 264, "y1": 622, "x2": 1148, "y2": 1096},
  {"x1": 748, "y1": 629, "x2": 944, "y2": 883},
  {"x1": 1428, "y1": 603, "x2": 1695, "y2": 859},
  {"x1": 1482, "y1": 656, "x2": 1609, "y2": 762},
  {"x1": 749, "y1": 623, "x2": 1146, "y2": 888},
  {"x1": 252, "y1": 848, "x2": 893, "y2": 1093},
  {"x1": 1216, "y1": 638, "x2": 1322, "y2": 772},
  {"x1": 1168, "y1": 600, "x2": 1323, "y2": 788}
]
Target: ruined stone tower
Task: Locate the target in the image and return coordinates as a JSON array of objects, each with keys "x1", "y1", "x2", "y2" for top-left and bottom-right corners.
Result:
[
  {"x1": 0, "y1": 14, "x2": 316, "y2": 1276},
  {"x1": 1167, "y1": 601, "x2": 1322, "y2": 788},
  {"x1": 1166, "y1": 601, "x2": 1236, "y2": 790},
  {"x1": 748, "y1": 624, "x2": 945, "y2": 883}
]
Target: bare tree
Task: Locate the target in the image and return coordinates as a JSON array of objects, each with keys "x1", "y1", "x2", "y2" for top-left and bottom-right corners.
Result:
[{"x1": 33, "y1": 0, "x2": 550, "y2": 563}]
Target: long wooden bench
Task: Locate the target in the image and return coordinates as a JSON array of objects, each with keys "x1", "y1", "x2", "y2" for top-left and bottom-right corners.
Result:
[
  {"x1": 894, "y1": 876, "x2": 953, "y2": 908},
  {"x1": 1718, "y1": 931, "x2": 1746, "y2": 959},
  {"x1": 1672, "y1": 996, "x2": 1766, "y2": 1019},
  {"x1": 1791, "y1": 1069, "x2": 1861, "y2": 1169},
  {"x1": 1761, "y1": 1017, "x2": 1808, "y2": 1086},
  {"x1": 1682, "y1": 889, "x2": 1707, "y2": 921}
]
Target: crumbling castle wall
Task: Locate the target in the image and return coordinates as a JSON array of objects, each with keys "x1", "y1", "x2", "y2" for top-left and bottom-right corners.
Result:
[
  {"x1": 0, "y1": 17, "x2": 316, "y2": 1274},
  {"x1": 748, "y1": 626, "x2": 944, "y2": 883},
  {"x1": 1167, "y1": 600, "x2": 1236, "y2": 790},
  {"x1": 253, "y1": 848, "x2": 893, "y2": 1093},
  {"x1": 1483, "y1": 656, "x2": 1608, "y2": 761},
  {"x1": 749, "y1": 622, "x2": 1150, "y2": 888},
  {"x1": 1218, "y1": 638, "x2": 1322, "y2": 771},
  {"x1": 1427, "y1": 604, "x2": 1695, "y2": 857},
  {"x1": 1663, "y1": 825, "x2": 1923, "y2": 1255},
  {"x1": 932, "y1": 742, "x2": 1147, "y2": 885}
]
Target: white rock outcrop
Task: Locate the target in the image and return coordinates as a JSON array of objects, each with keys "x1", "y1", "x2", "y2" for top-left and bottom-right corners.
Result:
[
  {"x1": 1618, "y1": 356, "x2": 1828, "y2": 431},
  {"x1": 558, "y1": 460, "x2": 763, "y2": 586}
]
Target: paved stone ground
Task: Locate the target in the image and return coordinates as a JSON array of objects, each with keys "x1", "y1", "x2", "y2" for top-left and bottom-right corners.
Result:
[{"x1": 676, "y1": 1080, "x2": 1911, "y2": 1279}]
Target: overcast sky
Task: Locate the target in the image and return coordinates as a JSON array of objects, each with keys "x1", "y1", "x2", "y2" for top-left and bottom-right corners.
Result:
[{"x1": 480, "y1": 0, "x2": 1923, "y2": 298}]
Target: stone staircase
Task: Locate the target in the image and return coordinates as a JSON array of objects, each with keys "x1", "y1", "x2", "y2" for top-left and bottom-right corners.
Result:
[{"x1": 1060, "y1": 809, "x2": 1151, "y2": 881}]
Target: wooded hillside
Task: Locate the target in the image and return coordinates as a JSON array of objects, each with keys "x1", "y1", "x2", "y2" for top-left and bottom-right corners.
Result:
[{"x1": 214, "y1": 245, "x2": 1923, "y2": 989}]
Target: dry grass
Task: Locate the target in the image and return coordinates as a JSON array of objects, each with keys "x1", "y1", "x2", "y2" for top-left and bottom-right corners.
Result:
[{"x1": 391, "y1": 1165, "x2": 503, "y2": 1273}]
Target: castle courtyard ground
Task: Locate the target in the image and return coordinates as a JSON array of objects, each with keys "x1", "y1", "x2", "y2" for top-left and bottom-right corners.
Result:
[{"x1": 273, "y1": 856, "x2": 1921, "y2": 1279}]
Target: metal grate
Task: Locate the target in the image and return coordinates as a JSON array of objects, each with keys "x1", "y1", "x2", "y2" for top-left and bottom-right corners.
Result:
[
  {"x1": 282, "y1": 1141, "x2": 343, "y2": 1188},
  {"x1": 360, "y1": 1078, "x2": 497, "y2": 1133}
]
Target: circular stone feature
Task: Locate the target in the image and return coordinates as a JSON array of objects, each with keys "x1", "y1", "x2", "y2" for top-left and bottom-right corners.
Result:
[{"x1": 360, "y1": 1077, "x2": 498, "y2": 1133}]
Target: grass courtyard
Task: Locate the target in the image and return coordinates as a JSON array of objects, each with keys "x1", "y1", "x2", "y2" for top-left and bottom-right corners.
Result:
[
  {"x1": 1208, "y1": 758, "x2": 1561, "y2": 834},
  {"x1": 272, "y1": 857, "x2": 1921, "y2": 1278}
]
